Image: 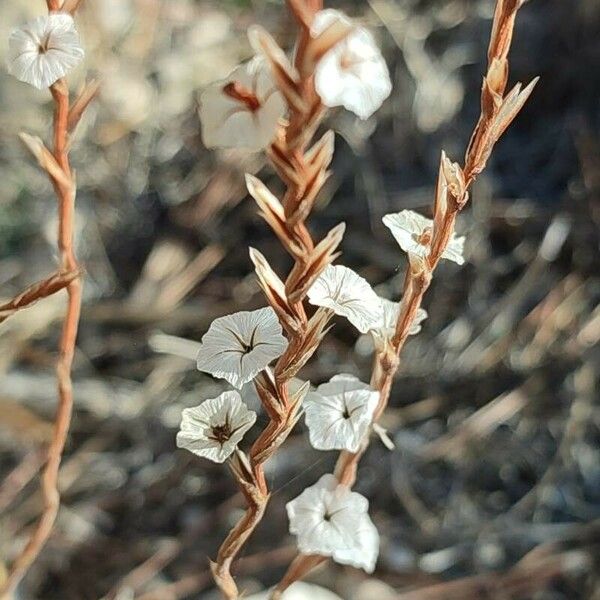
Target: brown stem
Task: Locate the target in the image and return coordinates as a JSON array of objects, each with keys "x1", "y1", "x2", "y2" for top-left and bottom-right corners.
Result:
[
  {"x1": 274, "y1": 0, "x2": 534, "y2": 592},
  {"x1": 210, "y1": 3, "x2": 334, "y2": 597},
  {"x1": 1, "y1": 70, "x2": 84, "y2": 596}
]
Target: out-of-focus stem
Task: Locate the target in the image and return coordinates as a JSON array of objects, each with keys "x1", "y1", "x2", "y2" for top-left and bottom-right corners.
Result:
[{"x1": 1, "y1": 71, "x2": 83, "y2": 598}]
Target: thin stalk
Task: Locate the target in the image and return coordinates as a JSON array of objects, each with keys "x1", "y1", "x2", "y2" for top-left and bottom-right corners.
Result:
[{"x1": 1, "y1": 66, "x2": 83, "y2": 600}]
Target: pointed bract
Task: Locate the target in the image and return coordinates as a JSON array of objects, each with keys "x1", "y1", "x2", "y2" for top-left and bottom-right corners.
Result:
[
  {"x1": 304, "y1": 374, "x2": 379, "y2": 452},
  {"x1": 286, "y1": 474, "x2": 379, "y2": 573},
  {"x1": 307, "y1": 264, "x2": 383, "y2": 333}
]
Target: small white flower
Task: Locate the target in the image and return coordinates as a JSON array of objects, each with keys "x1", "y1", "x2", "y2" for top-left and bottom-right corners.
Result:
[
  {"x1": 7, "y1": 13, "x2": 84, "y2": 90},
  {"x1": 196, "y1": 307, "x2": 288, "y2": 389},
  {"x1": 286, "y1": 474, "x2": 379, "y2": 573},
  {"x1": 382, "y1": 209, "x2": 465, "y2": 265},
  {"x1": 307, "y1": 265, "x2": 383, "y2": 333},
  {"x1": 305, "y1": 374, "x2": 379, "y2": 452},
  {"x1": 244, "y1": 582, "x2": 343, "y2": 600},
  {"x1": 176, "y1": 391, "x2": 256, "y2": 463},
  {"x1": 333, "y1": 513, "x2": 380, "y2": 573},
  {"x1": 370, "y1": 297, "x2": 428, "y2": 350},
  {"x1": 311, "y1": 9, "x2": 392, "y2": 120},
  {"x1": 199, "y1": 56, "x2": 286, "y2": 151}
]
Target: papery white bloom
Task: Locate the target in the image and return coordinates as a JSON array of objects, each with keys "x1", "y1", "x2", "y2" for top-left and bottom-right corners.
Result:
[
  {"x1": 334, "y1": 513, "x2": 380, "y2": 573},
  {"x1": 305, "y1": 374, "x2": 379, "y2": 452},
  {"x1": 176, "y1": 391, "x2": 256, "y2": 463},
  {"x1": 307, "y1": 265, "x2": 383, "y2": 333},
  {"x1": 245, "y1": 582, "x2": 343, "y2": 600},
  {"x1": 286, "y1": 474, "x2": 379, "y2": 573},
  {"x1": 7, "y1": 14, "x2": 84, "y2": 90},
  {"x1": 311, "y1": 9, "x2": 392, "y2": 120},
  {"x1": 196, "y1": 307, "x2": 288, "y2": 388},
  {"x1": 199, "y1": 56, "x2": 286, "y2": 150},
  {"x1": 382, "y1": 210, "x2": 465, "y2": 265},
  {"x1": 370, "y1": 297, "x2": 428, "y2": 350}
]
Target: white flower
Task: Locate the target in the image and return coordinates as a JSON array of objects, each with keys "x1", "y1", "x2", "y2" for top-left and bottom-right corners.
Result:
[
  {"x1": 7, "y1": 13, "x2": 84, "y2": 90},
  {"x1": 311, "y1": 9, "x2": 392, "y2": 120},
  {"x1": 307, "y1": 265, "x2": 383, "y2": 333},
  {"x1": 370, "y1": 297, "x2": 428, "y2": 350},
  {"x1": 382, "y1": 209, "x2": 465, "y2": 265},
  {"x1": 199, "y1": 56, "x2": 286, "y2": 150},
  {"x1": 334, "y1": 513, "x2": 380, "y2": 573},
  {"x1": 286, "y1": 474, "x2": 379, "y2": 573},
  {"x1": 244, "y1": 582, "x2": 343, "y2": 600},
  {"x1": 196, "y1": 307, "x2": 288, "y2": 388},
  {"x1": 305, "y1": 374, "x2": 379, "y2": 452},
  {"x1": 176, "y1": 391, "x2": 256, "y2": 463}
]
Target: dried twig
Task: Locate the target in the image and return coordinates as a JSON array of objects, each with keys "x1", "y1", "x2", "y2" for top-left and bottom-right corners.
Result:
[{"x1": 0, "y1": 2, "x2": 92, "y2": 594}]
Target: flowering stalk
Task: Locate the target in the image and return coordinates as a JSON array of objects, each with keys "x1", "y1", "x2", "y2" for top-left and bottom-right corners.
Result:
[
  {"x1": 1, "y1": 2, "x2": 92, "y2": 595},
  {"x1": 207, "y1": 2, "x2": 351, "y2": 596},
  {"x1": 181, "y1": 1, "x2": 392, "y2": 595},
  {"x1": 274, "y1": 0, "x2": 538, "y2": 592}
]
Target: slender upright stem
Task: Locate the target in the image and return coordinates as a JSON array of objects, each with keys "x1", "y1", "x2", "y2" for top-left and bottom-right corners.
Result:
[
  {"x1": 1, "y1": 72, "x2": 83, "y2": 600},
  {"x1": 209, "y1": 2, "x2": 340, "y2": 598},
  {"x1": 274, "y1": 0, "x2": 536, "y2": 592}
]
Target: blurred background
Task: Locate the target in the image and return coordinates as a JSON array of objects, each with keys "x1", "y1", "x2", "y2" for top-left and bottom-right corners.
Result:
[{"x1": 0, "y1": 0, "x2": 599, "y2": 598}]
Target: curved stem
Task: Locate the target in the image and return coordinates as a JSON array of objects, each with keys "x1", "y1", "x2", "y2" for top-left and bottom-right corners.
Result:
[{"x1": 1, "y1": 75, "x2": 83, "y2": 597}]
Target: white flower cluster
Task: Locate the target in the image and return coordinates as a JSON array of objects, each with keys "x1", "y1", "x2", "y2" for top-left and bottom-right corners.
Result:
[
  {"x1": 287, "y1": 474, "x2": 379, "y2": 573},
  {"x1": 7, "y1": 13, "x2": 84, "y2": 90},
  {"x1": 176, "y1": 307, "x2": 287, "y2": 463},
  {"x1": 198, "y1": 8, "x2": 391, "y2": 150}
]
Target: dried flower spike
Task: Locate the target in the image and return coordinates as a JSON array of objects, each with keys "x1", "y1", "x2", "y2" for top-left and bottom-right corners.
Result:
[
  {"x1": 196, "y1": 307, "x2": 288, "y2": 389},
  {"x1": 8, "y1": 13, "x2": 84, "y2": 90},
  {"x1": 304, "y1": 374, "x2": 379, "y2": 452},
  {"x1": 177, "y1": 391, "x2": 257, "y2": 463},
  {"x1": 307, "y1": 264, "x2": 384, "y2": 333},
  {"x1": 199, "y1": 57, "x2": 286, "y2": 151},
  {"x1": 311, "y1": 9, "x2": 392, "y2": 120},
  {"x1": 286, "y1": 474, "x2": 379, "y2": 573},
  {"x1": 383, "y1": 209, "x2": 466, "y2": 265}
]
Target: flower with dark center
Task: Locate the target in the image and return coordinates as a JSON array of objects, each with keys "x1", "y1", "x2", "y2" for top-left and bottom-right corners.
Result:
[{"x1": 177, "y1": 391, "x2": 256, "y2": 463}]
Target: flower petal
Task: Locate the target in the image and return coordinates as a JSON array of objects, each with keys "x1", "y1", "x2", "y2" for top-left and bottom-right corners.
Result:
[
  {"x1": 176, "y1": 390, "x2": 256, "y2": 463},
  {"x1": 196, "y1": 307, "x2": 288, "y2": 388},
  {"x1": 307, "y1": 265, "x2": 383, "y2": 333}
]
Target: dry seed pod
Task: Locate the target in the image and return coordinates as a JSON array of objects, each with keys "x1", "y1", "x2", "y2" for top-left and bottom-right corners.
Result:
[{"x1": 0, "y1": 268, "x2": 81, "y2": 324}]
